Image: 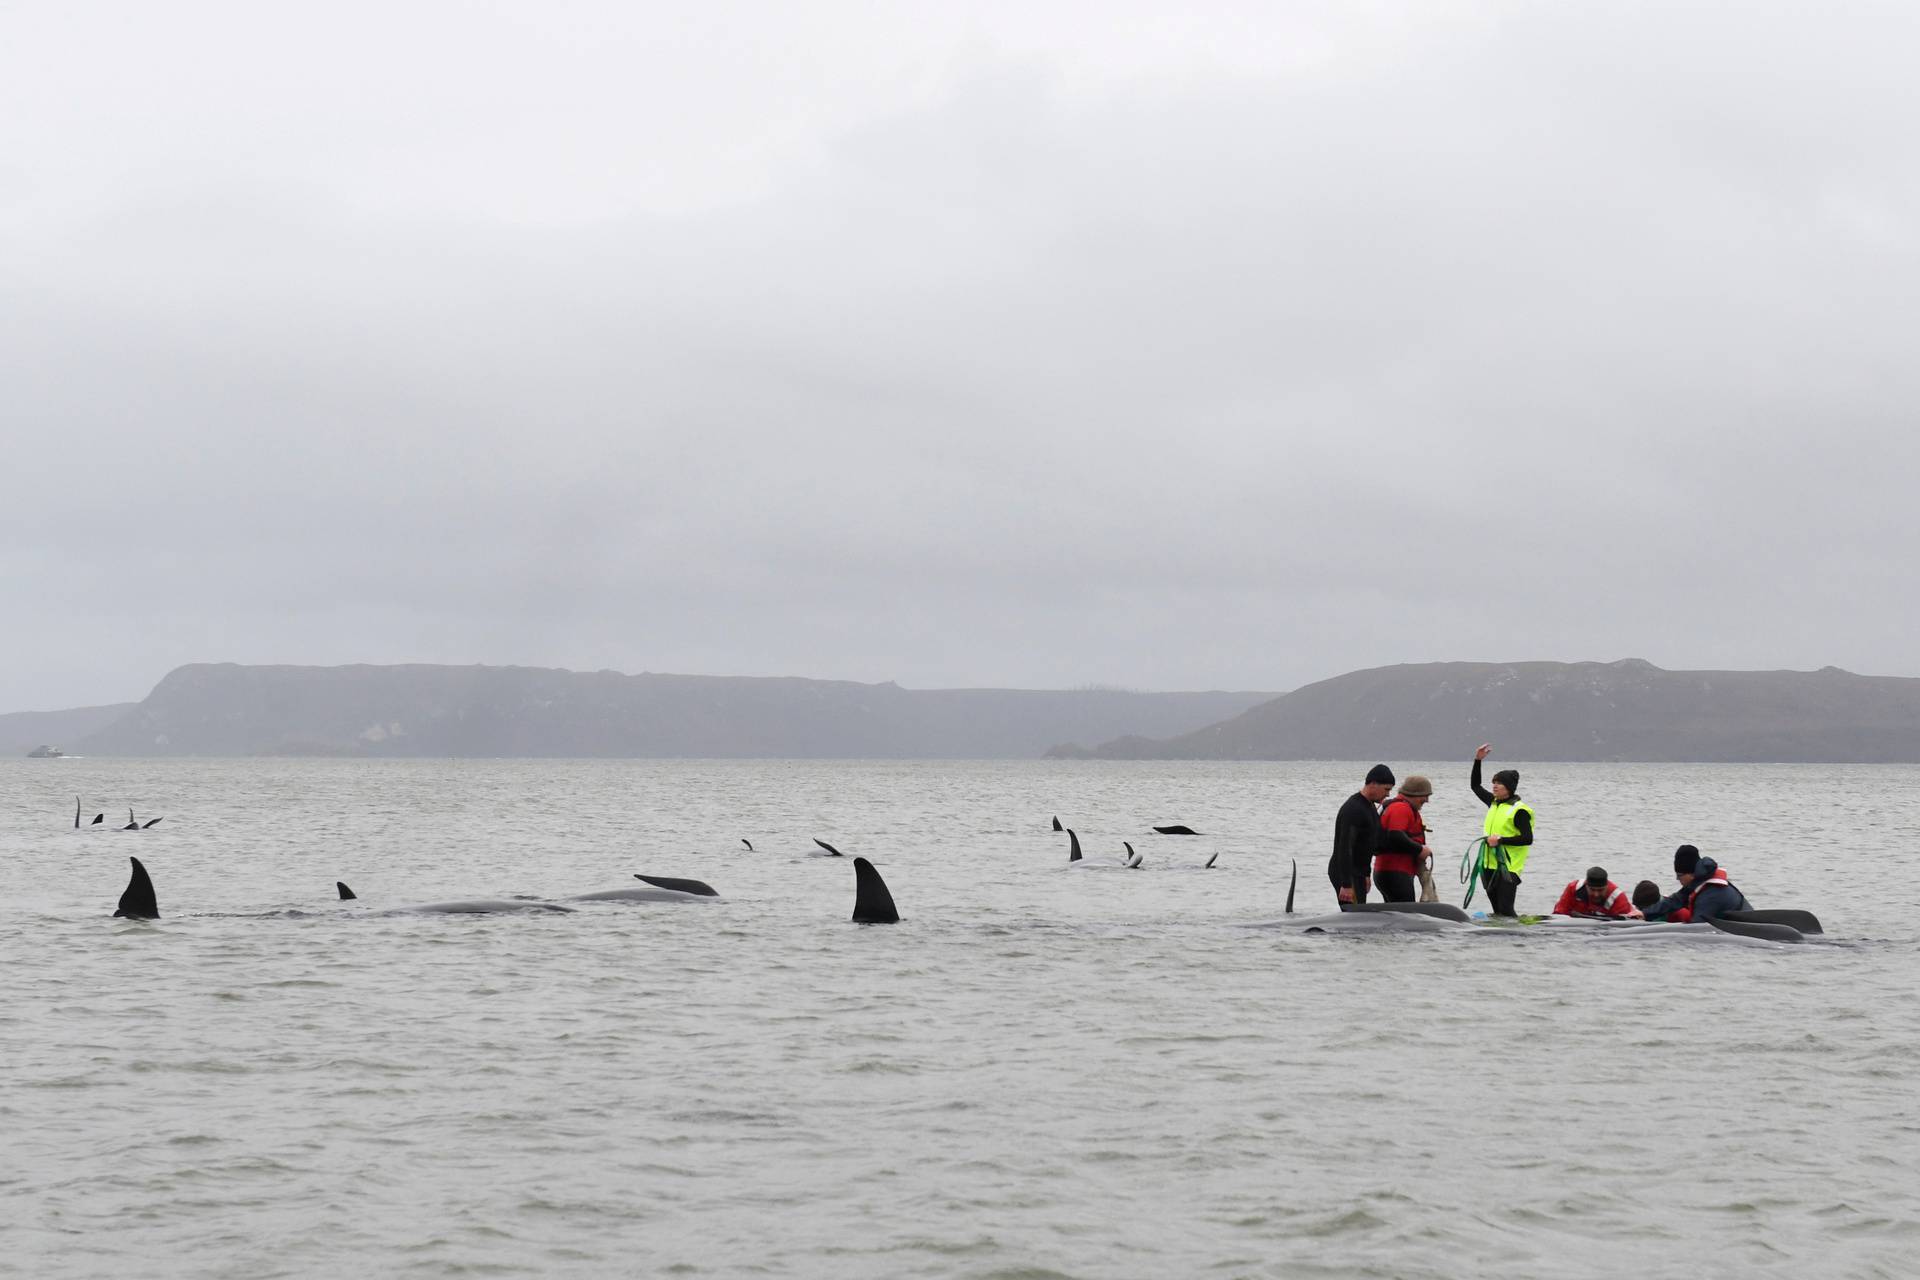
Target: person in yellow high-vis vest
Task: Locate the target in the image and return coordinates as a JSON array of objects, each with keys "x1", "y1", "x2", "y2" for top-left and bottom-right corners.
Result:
[{"x1": 1469, "y1": 743, "x2": 1534, "y2": 916}]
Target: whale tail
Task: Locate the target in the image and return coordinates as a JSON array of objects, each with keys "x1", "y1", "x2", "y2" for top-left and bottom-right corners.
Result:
[
  {"x1": 115, "y1": 856, "x2": 159, "y2": 919},
  {"x1": 1067, "y1": 828, "x2": 1082, "y2": 862},
  {"x1": 337, "y1": 881, "x2": 357, "y2": 901},
  {"x1": 1285, "y1": 859, "x2": 1297, "y2": 914},
  {"x1": 634, "y1": 874, "x2": 719, "y2": 898},
  {"x1": 142, "y1": 817, "x2": 163, "y2": 829},
  {"x1": 1204, "y1": 852, "x2": 1218, "y2": 869},
  {"x1": 852, "y1": 856, "x2": 899, "y2": 924},
  {"x1": 1051, "y1": 815, "x2": 1063, "y2": 831}
]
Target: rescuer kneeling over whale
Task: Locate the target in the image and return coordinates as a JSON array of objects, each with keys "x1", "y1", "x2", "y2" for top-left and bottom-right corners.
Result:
[
  {"x1": 1552, "y1": 865, "x2": 1642, "y2": 919},
  {"x1": 1643, "y1": 845, "x2": 1752, "y2": 923}
]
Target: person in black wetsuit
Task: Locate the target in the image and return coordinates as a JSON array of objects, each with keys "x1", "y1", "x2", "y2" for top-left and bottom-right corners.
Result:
[{"x1": 1327, "y1": 764, "x2": 1420, "y2": 908}]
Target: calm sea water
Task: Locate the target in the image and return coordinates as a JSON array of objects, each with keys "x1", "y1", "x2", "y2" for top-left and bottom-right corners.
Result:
[{"x1": 2, "y1": 758, "x2": 1916, "y2": 1279}]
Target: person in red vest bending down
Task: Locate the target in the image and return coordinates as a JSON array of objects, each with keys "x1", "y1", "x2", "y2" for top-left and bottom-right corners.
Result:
[{"x1": 1553, "y1": 865, "x2": 1644, "y2": 919}]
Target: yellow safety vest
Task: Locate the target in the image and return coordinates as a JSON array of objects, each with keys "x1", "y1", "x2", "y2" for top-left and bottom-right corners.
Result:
[{"x1": 1481, "y1": 799, "x2": 1536, "y2": 876}]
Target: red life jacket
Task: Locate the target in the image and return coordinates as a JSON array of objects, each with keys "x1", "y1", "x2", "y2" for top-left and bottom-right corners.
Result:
[
  {"x1": 1670, "y1": 867, "x2": 1735, "y2": 924},
  {"x1": 1372, "y1": 795, "x2": 1426, "y2": 877},
  {"x1": 1553, "y1": 878, "x2": 1636, "y2": 918}
]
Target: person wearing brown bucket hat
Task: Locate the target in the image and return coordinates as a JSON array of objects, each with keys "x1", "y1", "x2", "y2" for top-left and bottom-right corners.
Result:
[{"x1": 1373, "y1": 775, "x2": 1435, "y2": 903}]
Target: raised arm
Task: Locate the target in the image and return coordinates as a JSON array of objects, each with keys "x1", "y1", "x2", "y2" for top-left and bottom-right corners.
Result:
[{"x1": 1469, "y1": 745, "x2": 1494, "y2": 807}]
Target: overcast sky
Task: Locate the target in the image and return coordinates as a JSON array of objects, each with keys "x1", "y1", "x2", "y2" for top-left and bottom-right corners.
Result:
[{"x1": 5, "y1": 1, "x2": 1918, "y2": 711}]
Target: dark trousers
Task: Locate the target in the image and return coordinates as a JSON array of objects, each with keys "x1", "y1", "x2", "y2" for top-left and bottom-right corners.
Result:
[
  {"x1": 1480, "y1": 867, "x2": 1521, "y2": 916},
  {"x1": 1327, "y1": 858, "x2": 1369, "y2": 908},
  {"x1": 1375, "y1": 870, "x2": 1417, "y2": 903}
]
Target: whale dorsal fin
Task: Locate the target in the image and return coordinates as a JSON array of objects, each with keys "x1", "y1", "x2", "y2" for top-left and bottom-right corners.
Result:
[
  {"x1": 741, "y1": 839, "x2": 753, "y2": 851},
  {"x1": 634, "y1": 874, "x2": 718, "y2": 897},
  {"x1": 851, "y1": 856, "x2": 899, "y2": 924},
  {"x1": 814, "y1": 838, "x2": 844, "y2": 857},
  {"x1": 1051, "y1": 815, "x2": 1063, "y2": 831},
  {"x1": 1285, "y1": 858, "x2": 1297, "y2": 914},
  {"x1": 123, "y1": 808, "x2": 139, "y2": 830},
  {"x1": 115, "y1": 856, "x2": 159, "y2": 919},
  {"x1": 1067, "y1": 829, "x2": 1081, "y2": 862},
  {"x1": 337, "y1": 881, "x2": 357, "y2": 900}
]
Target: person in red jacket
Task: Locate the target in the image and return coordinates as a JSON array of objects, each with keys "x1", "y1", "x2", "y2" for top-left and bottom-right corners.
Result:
[
  {"x1": 1372, "y1": 775, "x2": 1435, "y2": 903},
  {"x1": 1553, "y1": 865, "x2": 1643, "y2": 919}
]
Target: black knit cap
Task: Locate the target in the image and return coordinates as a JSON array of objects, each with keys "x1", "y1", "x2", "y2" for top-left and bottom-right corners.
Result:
[
  {"x1": 1674, "y1": 844, "x2": 1701, "y2": 875},
  {"x1": 1585, "y1": 865, "x2": 1608, "y2": 888},
  {"x1": 1365, "y1": 764, "x2": 1395, "y2": 786},
  {"x1": 1491, "y1": 768, "x2": 1520, "y2": 793}
]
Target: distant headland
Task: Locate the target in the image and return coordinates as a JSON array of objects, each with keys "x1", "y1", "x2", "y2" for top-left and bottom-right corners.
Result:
[
  {"x1": 1046, "y1": 659, "x2": 1920, "y2": 763},
  {"x1": 7, "y1": 659, "x2": 1918, "y2": 762}
]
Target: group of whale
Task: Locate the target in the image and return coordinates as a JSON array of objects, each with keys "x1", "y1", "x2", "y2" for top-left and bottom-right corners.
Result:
[
  {"x1": 108, "y1": 849, "x2": 901, "y2": 925},
  {"x1": 94, "y1": 805, "x2": 1822, "y2": 945},
  {"x1": 75, "y1": 798, "x2": 161, "y2": 830}
]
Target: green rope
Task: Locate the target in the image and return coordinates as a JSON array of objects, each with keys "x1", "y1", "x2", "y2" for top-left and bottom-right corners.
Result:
[{"x1": 1460, "y1": 838, "x2": 1487, "y2": 909}]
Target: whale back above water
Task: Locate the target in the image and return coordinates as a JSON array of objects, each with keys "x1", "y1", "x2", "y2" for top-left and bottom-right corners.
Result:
[
  {"x1": 568, "y1": 886, "x2": 709, "y2": 904},
  {"x1": 381, "y1": 899, "x2": 575, "y2": 916},
  {"x1": 1152, "y1": 825, "x2": 1199, "y2": 836},
  {"x1": 852, "y1": 856, "x2": 898, "y2": 924},
  {"x1": 114, "y1": 857, "x2": 159, "y2": 919},
  {"x1": 1355, "y1": 901, "x2": 1472, "y2": 923}
]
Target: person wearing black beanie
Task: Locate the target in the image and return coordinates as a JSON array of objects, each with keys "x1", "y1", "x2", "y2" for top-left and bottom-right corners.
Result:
[
  {"x1": 1327, "y1": 764, "x2": 1407, "y2": 907},
  {"x1": 1468, "y1": 744, "x2": 1535, "y2": 916}
]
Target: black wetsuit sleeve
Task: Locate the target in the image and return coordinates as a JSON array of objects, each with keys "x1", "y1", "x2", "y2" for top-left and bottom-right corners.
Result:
[
  {"x1": 1503, "y1": 807, "x2": 1533, "y2": 847},
  {"x1": 1470, "y1": 758, "x2": 1493, "y2": 807},
  {"x1": 1377, "y1": 827, "x2": 1423, "y2": 855}
]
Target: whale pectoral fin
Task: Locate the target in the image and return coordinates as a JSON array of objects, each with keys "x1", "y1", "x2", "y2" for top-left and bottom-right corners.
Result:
[
  {"x1": 741, "y1": 839, "x2": 753, "y2": 851},
  {"x1": 814, "y1": 838, "x2": 844, "y2": 857},
  {"x1": 634, "y1": 874, "x2": 718, "y2": 897},
  {"x1": 337, "y1": 881, "x2": 357, "y2": 901},
  {"x1": 115, "y1": 856, "x2": 159, "y2": 919},
  {"x1": 1204, "y1": 853, "x2": 1218, "y2": 869},
  {"x1": 851, "y1": 856, "x2": 899, "y2": 924},
  {"x1": 142, "y1": 817, "x2": 162, "y2": 829},
  {"x1": 1285, "y1": 859, "x2": 1297, "y2": 914},
  {"x1": 75, "y1": 797, "x2": 81, "y2": 829}
]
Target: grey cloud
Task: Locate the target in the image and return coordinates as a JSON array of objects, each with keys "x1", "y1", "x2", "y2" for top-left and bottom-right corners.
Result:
[{"x1": 3, "y1": 2, "x2": 1918, "y2": 709}]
